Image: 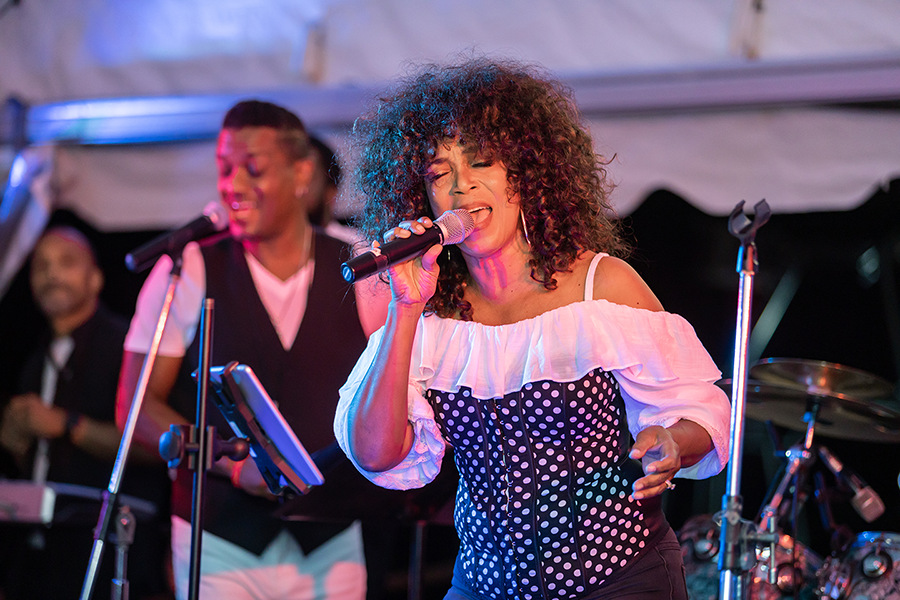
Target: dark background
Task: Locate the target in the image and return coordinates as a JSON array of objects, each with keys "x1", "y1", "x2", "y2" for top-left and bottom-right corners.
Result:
[{"x1": 2, "y1": 179, "x2": 899, "y2": 598}]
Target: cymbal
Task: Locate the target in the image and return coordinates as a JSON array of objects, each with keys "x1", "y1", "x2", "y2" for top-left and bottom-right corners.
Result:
[
  {"x1": 749, "y1": 358, "x2": 895, "y2": 401},
  {"x1": 716, "y1": 377, "x2": 900, "y2": 443}
]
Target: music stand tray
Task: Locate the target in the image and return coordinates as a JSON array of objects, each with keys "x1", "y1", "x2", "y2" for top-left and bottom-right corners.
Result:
[{"x1": 206, "y1": 362, "x2": 325, "y2": 496}]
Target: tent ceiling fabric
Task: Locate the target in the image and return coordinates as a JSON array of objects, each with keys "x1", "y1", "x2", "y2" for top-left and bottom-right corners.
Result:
[
  {"x1": 3, "y1": 0, "x2": 899, "y2": 99},
  {"x1": 2, "y1": 0, "x2": 900, "y2": 230},
  {"x1": 43, "y1": 106, "x2": 900, "y2": 231},
  {"x1": 21, "y1": 53, "x2": 900, "y2": 145}
]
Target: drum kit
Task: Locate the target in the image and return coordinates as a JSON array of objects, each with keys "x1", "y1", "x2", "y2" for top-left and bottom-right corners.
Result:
[{"x1": 679, "y1": 357, "x2": 900, "y2": 600}]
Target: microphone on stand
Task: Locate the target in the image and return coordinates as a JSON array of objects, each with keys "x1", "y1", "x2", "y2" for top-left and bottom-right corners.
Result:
[
  {"x1": 818, "y1": 445, "x2": 885, "y2": 523},
  {"x1": 125, "y1": 202, "x2": 229, "y2": 273},
  {"x1": 341, "y1": 209, "x2": 476, "y2": 283}
]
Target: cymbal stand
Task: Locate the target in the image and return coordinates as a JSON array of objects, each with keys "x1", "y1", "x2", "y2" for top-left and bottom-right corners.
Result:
[
  {"x1": 758, "y1": 401, "x2": 819, "y2": 536},
  {"x1": 756, "y1": 398, "x2": 876, "y2": 596},
  {"x1": 758, "y1": 396, "x2": 884, "y2": 533},
  {"x1": 719, "y1": 200, "x2": 775, "y2": 600},
  {"x1": 756, "y1": 405, "x2": 817, "y2": 594}
]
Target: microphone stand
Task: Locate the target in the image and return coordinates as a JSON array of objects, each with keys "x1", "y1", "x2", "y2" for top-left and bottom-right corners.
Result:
[
  {"x1": 718, "y1": 200, "x2": 774, "y2": 600},
  {"x1": 189, "y1": 299, "x2": 215, "y2": 600},
  {"x1": 157, "y1": 305, "x2": 251, "y2": 600},
  {"x1": 80, "y1": 257, "x2": 185, "y2": 600}
]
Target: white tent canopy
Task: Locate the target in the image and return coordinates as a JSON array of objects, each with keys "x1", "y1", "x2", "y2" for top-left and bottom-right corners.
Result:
[{"x1": 2, "y1": 0, "x2": 900, "y2": 230}]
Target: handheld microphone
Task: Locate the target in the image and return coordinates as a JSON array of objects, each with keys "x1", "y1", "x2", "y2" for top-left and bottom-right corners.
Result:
[
  {"x1": 818, "y1": 445, "x2": 885, "y2": 523},
  {"x1": 341, "y1": 209, "x2": 475, "y2": 283},
  {"x1": 125, "y1": 202, "x2": 229, "y2": 273}
]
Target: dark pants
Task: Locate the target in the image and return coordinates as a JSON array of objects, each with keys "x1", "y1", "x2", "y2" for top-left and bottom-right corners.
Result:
[{"x1": 444, "y1": 527, "x2": 688, "y2": 600}]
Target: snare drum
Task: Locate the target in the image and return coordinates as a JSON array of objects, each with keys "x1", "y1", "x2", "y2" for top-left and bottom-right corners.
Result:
[
  {"x1": 678, "y1": 514, "x2": 822, "y2": 599},
  {"x1": 819, "y1": 532, "x2": 900, "y2": 599}
]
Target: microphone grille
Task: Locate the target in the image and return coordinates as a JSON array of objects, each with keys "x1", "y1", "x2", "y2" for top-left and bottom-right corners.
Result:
[
  {"x1": 203, "y1": 201, "x2": 230, "y2": 231},
  {"x1": 852, "y1": 487, "x2": 885, "y2": 523},
  {"x1": 436, "y1": 209, "x2": 475, "y2": 245}
]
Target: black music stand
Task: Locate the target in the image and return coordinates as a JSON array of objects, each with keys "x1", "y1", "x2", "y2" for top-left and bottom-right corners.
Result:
[
  {"x1": 162, "y1": 361, "x2": 326, "y2": 498},
  {"x1": 205, "y1": 361, "x2": 325, "y2": 495}
]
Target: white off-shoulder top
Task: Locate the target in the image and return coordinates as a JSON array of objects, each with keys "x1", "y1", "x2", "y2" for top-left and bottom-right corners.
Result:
[{"x1": 334, "y1": 253, "x2": 731, "y2": 490}]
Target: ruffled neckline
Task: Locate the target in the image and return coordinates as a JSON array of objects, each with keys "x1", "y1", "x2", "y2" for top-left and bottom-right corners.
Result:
[{"x1": 411, "y1": 298, "x2": 722, "y2": 399}]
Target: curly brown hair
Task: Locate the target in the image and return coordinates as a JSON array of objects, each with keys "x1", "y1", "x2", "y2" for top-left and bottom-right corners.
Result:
[{"x1": 349, "y1": 56, "x2": 629, "y2": 319}]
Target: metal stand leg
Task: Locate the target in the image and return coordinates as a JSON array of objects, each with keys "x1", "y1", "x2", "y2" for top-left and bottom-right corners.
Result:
[{"x1": 111, "y1": 505, "x2": 135, "y2": 600}]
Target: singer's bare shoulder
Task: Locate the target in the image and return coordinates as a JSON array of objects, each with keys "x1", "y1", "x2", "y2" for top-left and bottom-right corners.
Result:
[{"x1": 591, "y1": 254, "x2": 664, "y2": 312}]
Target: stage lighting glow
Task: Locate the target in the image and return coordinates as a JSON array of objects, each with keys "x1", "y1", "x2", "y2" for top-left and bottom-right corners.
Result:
[{"x1": 7, "y1": 154, "x2": 25, "y2": 188}]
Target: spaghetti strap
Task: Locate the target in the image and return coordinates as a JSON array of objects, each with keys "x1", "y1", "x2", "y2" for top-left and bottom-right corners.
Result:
[{"x1": 583, "y1": 252, "x2": 607, "y2": 302}]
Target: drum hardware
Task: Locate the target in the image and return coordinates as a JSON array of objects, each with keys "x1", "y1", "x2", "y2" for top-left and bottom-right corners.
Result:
[
  {"x1": 860, "y1": 547, "x2": 892, "y2": 579},
  {"x1": 695, "y1": 532, "x2": 720, "y2": 562},
  {"x1": 813, "y1": 472, "x2": 856, "y2": 556},
  {"x1": 741, "y1": 361, "x2": 890, "y2": 550},
  {"x1": 679, "y1": 513, "x2": 823, "y2": 600},
  {"x1": 716, "y1": 358, "x2": 895, "y2": 527},
  {"x1": 818, "y1": 532, "x2": 900, "y2": 599},
  {"x1": 749, "y1": 358, "x2": 895, "y2": 402},
  {"x1": 742, "y1": 358, "x2": 900, "y2": 444},
  {"x1": 751, "y1": 532, "x2": 824, "y2": 597},
  {"x1": 756, "y1": 394, "x2": 886, "y2": 545},
  {"x1": 756, "y1": 441, "x2": 812, "y2": 591},
  {"x1": 748, "y1": 380, "x2": 898, "y2": 600},
  {"x1": 715, "y1": 357, "x2": 897, "y2": 599}
]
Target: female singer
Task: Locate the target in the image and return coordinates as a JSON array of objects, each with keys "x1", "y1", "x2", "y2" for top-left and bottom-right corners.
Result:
[{"x1": 335, "y1": 57, "x2": 731, "y2": 600}]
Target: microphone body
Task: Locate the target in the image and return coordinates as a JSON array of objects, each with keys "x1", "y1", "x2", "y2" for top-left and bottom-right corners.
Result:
[
  {"x1": 341, "y1": 209, "x2": 475, "y2": 283},
  {"x1": 818, "y1": 445, "x2": 885, "y2": 523},
  {"x1": 125, "y1": 202, "x2": 229, "y2": 272}
]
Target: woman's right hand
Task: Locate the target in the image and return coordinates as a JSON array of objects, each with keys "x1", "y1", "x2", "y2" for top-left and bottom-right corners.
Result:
[{"x1": 381, "y1": 216, "x2": 443, "y2": 307}]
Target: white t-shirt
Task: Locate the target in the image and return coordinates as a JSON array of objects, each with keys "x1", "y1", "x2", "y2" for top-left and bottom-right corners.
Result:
[{"x1": 124, "y1": 240, "x2": 388, "y2": 356}]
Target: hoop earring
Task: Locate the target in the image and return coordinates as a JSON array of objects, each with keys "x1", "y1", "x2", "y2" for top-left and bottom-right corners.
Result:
[{"x1": 520, "y1": 210, "x2": 531, "y2": 247}]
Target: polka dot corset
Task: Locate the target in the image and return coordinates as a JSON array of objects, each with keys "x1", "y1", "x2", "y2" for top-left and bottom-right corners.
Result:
[{"x1": 427, "y1": 369, "x2": 658, "y2": 600}]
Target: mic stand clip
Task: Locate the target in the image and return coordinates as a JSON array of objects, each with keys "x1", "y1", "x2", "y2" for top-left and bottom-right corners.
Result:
[{"x1": 159, "y1": 424, "x2": 250, "y2": 473}]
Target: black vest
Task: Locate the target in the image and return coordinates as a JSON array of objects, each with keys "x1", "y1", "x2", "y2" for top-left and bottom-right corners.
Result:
[{"x1": 170, "y1": 231, "x2": 369, "y2": 554}]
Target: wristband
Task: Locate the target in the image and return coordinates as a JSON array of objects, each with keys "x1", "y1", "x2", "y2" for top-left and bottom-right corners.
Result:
[{"x1": 64, "y1": 410, "x2": 83, "y2": 442}]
